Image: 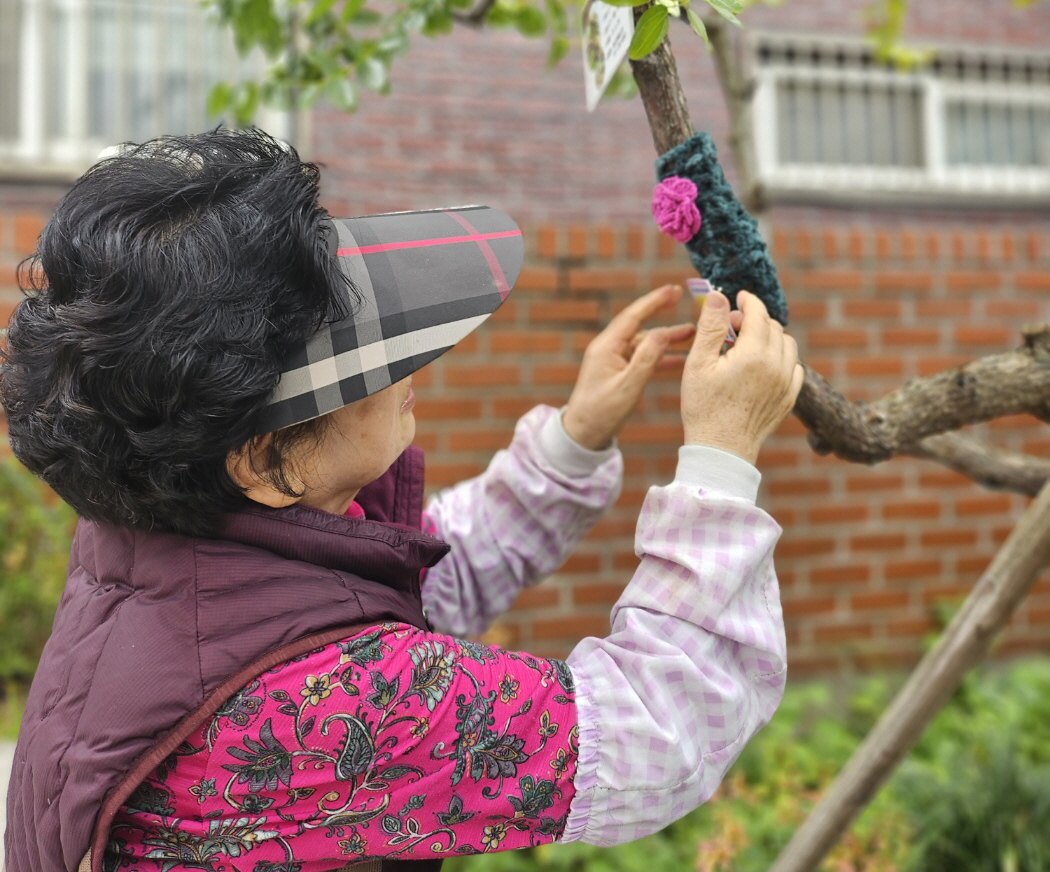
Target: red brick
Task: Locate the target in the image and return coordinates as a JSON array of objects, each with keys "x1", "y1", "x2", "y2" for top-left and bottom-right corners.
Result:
[
  {"x1": 845, "y1": 358, "x2": 904, "y2": 377},
  {"x1": 887, "y1": 617, "x2": 936, "y2": 637},
  {"x1": 874, "y1": 271, "x2": 935, "y2": 293},
  {"x1": 916, "y1": 300, "x2": 972, "y2": 318},
  {"x1": 535, "y1": 224, "x2": 558, "y2": 259},
  {"x1": 13, "y1": 213, "x2": 44, "y2": 255},
  {"x1": 573, "y1": 583, "x2": 624, "y2": 606},
  {"x1": 808, "y1": 329, "x2": 870, "y2": 349},
  {"x1": 767, "y1": 477, "x2": 832, "y2": 497},
  {"x1": 850, "y1": 532, "x2": 907, "y2": 551},
  {"x1": 821, "y1": 230, "x2": 840, "y2": 259},
  {"x1": 811, "y1": 564, "x2": 872, "y2": 586},
  {"x1": 956, "y1": 494, "x2": 1013, "y2": 516},
  {"x1": 885, "y1": 558, "x2": 942, "y2": 580},
  {"x1": 843, "y1": 300, "x2": 902, "y2": 318},
  {"x1": 426, "y1": 462, "x2": 486, "y2": 488},
  {"x1": 985, "y1": 300, "x2": 1040, "y2": 318},
  {"x1": 489, "y1": 331, "x2": 562, "y2": 353},
  {"x1": 567, "y1": 225, "x2": 588, "y2": 259},
  {"x1": 513, "y1": 586, "x2": 561, "y2": 610},
  {"x1": 918, "y1": 469, "x2": 974, "y2": 489},
  {"x1": 618, "y1": 422, "x2": 682, "y2": 444},
  {"x1": 444, "y1": 363, "x2": 520, "y2": 387},
  {"x1": 813, "y1": 622, "x2": 875, "y2": 643},
  {"x1": 810, "y1": 505, "x2": 869, "y2": 524},
  {"x1": 567, "y1": 267, "x2": 641, "y2": 293},
  {"x1": 532, "y1": 614, "x2": 611, "y2": 641},
  {"x1": 784, "y1": 596, "x2": 837, "y2": 616},
  {"x1": 413, "y1": 398, "x2": 483, "y2": 420},
  {"x1": 883, "y1": 500, "x2": 942, "y2": 520},
  {"x1": 946, "y1": 271, "x2": 1003, "y2": 292},
  {"x1": 845, "y1": 474, "x2": 905, "y2": 493},
  {"x1": 847, "y1": 229, "x2": 866, "y2": 260},
  {"x1": 656, "y1": 231, "x2": 678, "y2": 258},
  {"x1": 920, "y1": 529, "x2": 978, "y2": 547},
  {"x1": 448, "y1": 429, "x2": 510, "y2": 452},
  {"x1": 516, "y1": 266, "x2": 560, "y2": 292},
  {"x1": 802, "y1": 270, "x2": 865, "y2": 292},
  {"x1": 595, "y1": 225, "x2": 616, "y2": 259},
  {"x1": 776, "y1": 536, "x2": 835, "y2": 558},
  {"x1": 528, "y1": 300, "x2": 602, "y2": 324},
  {"x1": 1017, "y1": 272, "x2": 1050, "y2": 293},
  {"x1": 954, "y1": 326, "x2": 1011, "y2": 346},
  {"x1": 882, "y1": 328, "x2": 940, "y2": 346},
  {"x1": 851, "y1": 591, "x2": 911, "y2": 611},
  {"x1": 625, "y1": 226, "x2": 646, "y2": 260},
  {"x1": 533, "y1": 364, "x2": 579, "y2": 385},
  {"x1": 788, "y1": 300, "x2": 829, "y2": 320}
]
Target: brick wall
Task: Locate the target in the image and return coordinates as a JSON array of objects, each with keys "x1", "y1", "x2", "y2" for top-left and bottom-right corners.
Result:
[{"x1": 2, "y1": 195, "x2": 1049, "y2": 677}]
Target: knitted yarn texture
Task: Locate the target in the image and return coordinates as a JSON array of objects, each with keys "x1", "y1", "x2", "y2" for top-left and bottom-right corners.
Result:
[{"x1": 655, "y1": 131, "x2": 789, "y2": 325}]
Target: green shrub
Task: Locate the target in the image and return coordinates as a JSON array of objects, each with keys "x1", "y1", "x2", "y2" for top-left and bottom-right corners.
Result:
[
  {"x1": 448, "y1": 661, "x2": 1050, "y2": 872},
  {"x1": 0, "y1": 453, "x2": 76, "y2": 689}
]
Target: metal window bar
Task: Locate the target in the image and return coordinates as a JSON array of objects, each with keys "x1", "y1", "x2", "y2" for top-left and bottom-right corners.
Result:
[
  {"x1": 754, "y1": 36, "x2": 1050, "y2": 198},
  {"x1": 0, "y1": 0, "x2": 288, "y2": 171}
]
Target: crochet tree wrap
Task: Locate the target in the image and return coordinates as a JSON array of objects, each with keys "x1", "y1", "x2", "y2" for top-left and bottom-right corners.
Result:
[{"x1": 655, "y1": 131, "x2": 789, "y2": 325}]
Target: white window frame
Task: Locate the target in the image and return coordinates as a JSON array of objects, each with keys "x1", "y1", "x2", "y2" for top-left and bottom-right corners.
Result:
[
  {"x1": 0, "y1": 0, "x2": 291, "y2": 177},
  {"x1": 751, "y1": 34, "x2": 1050, "y2": 205}
]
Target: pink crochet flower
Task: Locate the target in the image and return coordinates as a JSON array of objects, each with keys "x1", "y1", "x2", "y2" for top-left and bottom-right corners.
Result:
[{"x1": 651, "y1": 176, "x2": 701, "y2": 243}]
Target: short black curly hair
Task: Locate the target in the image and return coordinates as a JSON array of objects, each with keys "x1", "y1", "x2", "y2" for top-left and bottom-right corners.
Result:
[{"x1": 0, "y1": 128, "x2": 352, "y2": 537}]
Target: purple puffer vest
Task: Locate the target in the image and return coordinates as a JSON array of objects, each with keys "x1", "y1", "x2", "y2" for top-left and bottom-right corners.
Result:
[{"x1": 4, "y1": 446, "x2": 449, "y2": 872}]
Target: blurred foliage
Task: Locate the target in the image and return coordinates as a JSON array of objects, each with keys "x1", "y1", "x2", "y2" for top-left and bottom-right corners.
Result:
[
  {"x1": 445, "y1": 659, "x2": 1050, "y2": 872},
  {"x1": 0, "y1": 453, "x2": 75, "y2": 690},
  {"x1": 203, "y1": 0, "x2": 783, "y2": 122}
]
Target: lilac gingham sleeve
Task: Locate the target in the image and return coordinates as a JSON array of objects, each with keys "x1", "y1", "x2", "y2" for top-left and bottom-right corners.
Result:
[
  {"x1": 560, "y1": 445, "x2": 787, "y2": 846},
  {"x1": 421, "y1": 404, "x2": 622, "y2": 637}
]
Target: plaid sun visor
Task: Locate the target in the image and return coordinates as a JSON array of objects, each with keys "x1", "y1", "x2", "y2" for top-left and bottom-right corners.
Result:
[{"x1": 256, "y1": 205, "x2": 523, "y2": 434}]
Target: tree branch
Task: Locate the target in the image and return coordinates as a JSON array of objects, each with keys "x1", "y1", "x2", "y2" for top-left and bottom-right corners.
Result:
[
  {"x1": 905, "y1": 432, "x2": 1050, "y2": 496},
  {"x1": 796, "y1": 324, "x2": 1050, "y2": 463},
  {"x1": 452, "y1": 0, "x2": 498, "y2": 27},
  {"x1": 628, "y1": 13, "x2": 694, "y2": 155},
  {"x1": 704, "y1": 14, "x2": 764, "y2": 213}
]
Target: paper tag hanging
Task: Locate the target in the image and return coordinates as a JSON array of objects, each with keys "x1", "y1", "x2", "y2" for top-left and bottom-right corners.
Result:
[{"x1": 582, "y1": 1, "x2": 634, "y2": 112}]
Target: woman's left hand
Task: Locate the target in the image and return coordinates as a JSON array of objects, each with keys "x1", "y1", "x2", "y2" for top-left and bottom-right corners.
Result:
[{"x1": 561, "y1": 284, "x2": 696, "y2": 451}]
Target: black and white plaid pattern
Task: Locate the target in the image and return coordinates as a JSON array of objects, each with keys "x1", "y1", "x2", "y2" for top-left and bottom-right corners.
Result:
[{"x1": 257, "y1": 206, "x2": 522, "y2": 433}]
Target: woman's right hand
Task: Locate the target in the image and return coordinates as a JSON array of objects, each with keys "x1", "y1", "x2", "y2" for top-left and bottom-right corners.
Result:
[{"x1": 680, "y1": 290, "x2": 804, "y2": 465}]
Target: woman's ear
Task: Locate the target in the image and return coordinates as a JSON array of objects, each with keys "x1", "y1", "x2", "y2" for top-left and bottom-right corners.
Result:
[{"x1": 226, "y1": 435, "x2": 303, "y2": 509}]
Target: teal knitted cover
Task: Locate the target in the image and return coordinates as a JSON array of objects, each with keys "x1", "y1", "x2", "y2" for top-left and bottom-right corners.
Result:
[{"x1": 655, "y1": 131, "x2": 788, "y2": 325}]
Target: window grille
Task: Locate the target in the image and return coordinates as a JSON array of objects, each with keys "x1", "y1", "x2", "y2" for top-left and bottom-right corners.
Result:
[
  {"x1": 752, "y1": 35, "x2": 1050, "y2": 201},
  {"x1": 0, "y1": 0, "x2": 288, "y2": 173}
]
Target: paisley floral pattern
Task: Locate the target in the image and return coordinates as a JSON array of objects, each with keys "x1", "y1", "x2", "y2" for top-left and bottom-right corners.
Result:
[{"x1": 108, "y1": 623, "x2": 579, "y2": 871}]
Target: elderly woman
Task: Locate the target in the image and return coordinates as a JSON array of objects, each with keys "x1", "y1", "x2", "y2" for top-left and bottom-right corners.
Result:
[{"x1": 1, "y1": 129, "x2": 802, "y2": 872}]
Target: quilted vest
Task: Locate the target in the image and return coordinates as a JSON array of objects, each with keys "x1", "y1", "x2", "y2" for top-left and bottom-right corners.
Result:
[{"x1": 4, "y1": 446, "x2": 450, "y2": 872}]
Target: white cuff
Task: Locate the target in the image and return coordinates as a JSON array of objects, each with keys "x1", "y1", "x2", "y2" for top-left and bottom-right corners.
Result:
[
  {"x1": 675, "y1": 444, "x2": 761, "y2": 503},
  {"x1": 534, "y1": 408, "x2": 620, "y2": 478}
]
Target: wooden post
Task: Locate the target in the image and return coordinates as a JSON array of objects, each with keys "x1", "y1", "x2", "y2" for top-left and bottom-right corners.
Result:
[{"x1": 767, "y1": 478, "x2": 1050, "y2": 872}]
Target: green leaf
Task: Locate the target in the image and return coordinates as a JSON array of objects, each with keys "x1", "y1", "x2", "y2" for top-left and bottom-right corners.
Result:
[
  {"x1": 628, "y1": 4, "x2": 668, "y2": 60},
  {"x1": 704, "y1": 0, "x2": 744, "y2": 25},
  {"x1": 514, "y1": 5, "x2": 547, "y2": 38},
  {"x1": 685, "y1": 6, "x2": 709, "y2": 45},
  {"x1": 206, "y1": 82, "x2": 232, "y2": 117},
  {"x1": 357, "y1": 57, "x2": 389, "y2": 92},
  {"x1": 599, "y1": 0, "x2": 651, "y2": 6},
  {"x1": 546, "y1": 34, "x2": 570, "y2": 67},
  {"x1": 303, "y1": 0, "x2": 340, "y2": 27},
  {"x1": 325, "y1": 76, "x2": 359, "y2": 112}
]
